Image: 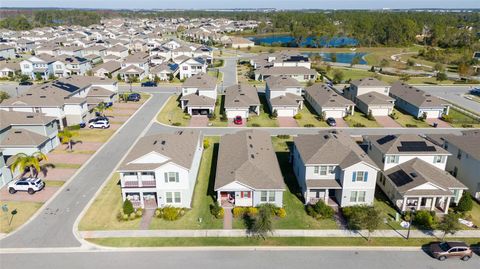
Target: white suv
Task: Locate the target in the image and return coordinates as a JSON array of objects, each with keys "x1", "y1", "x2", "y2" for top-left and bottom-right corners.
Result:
[
  {"x1": 8, "y1": 178, "x2": 45, "y2": 195},
  {"x1": 89, "y1": 120, "x2": 110, "y2": 129}
]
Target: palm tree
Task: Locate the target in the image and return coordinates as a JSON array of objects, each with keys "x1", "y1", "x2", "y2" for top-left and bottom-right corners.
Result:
[
  {"x1": 58, "y1": 129, "x2": 82, "y2": 152},
  {"x1": 94, "y1": 102, "x2": 112, "y2": 117},
  {"x1": 10, "y1": 152, "x2": 49, "y2": 178}
]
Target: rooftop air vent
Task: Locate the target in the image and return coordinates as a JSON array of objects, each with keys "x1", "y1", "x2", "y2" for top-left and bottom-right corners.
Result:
[
  {"x1": 153, "y1": 140, "x2": 157, "y2": 145},
  {"x1": 323, "y1": 135, "x2": 329, "y2": 139},
  {"x1": 410, "y1": 172, "x2": 418, "y2": 178},
  {"x1": 26, "y1": 115, "x2": 34, "y2": 118}
]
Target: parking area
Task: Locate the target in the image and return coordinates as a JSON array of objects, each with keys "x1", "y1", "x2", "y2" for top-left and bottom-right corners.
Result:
[
  {"x1": 228, "y1": 118, "x2": 246, "y2": 127},
  {"x1": 0, "y1": 187, "x2": 59, "y2": 203}
]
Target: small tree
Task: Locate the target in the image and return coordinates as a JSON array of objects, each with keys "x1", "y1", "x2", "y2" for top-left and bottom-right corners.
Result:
[
  {"x1": 0, "y1": 91, "x2": 10, "y2": 102},
  {"x1": 94, "y1": 102, "x2": 112, "y2": 116},
  {"x1": 271, "y1": 109, "x2": 278, "y2": 119},
  {"x1": 332, "y1": 69, "x2": 344, "y2": 84},
  {"x1": 456, "y1": 192, "x2": 473, "y2": 213},
  {"x1": 58, "y1": 129, "x2": 80, "y2": 152},
  {"x1": 438, "y1": 213, "x2": 460, "y2": 241},
  {"x1": 363, "y1": 207, "x2": 381, "y2": 242},
  {"x1": 123, "y1": 199, "x2": 135, "y2": 215},
  {"x1": 380, "y1": 59, "x2": 389, "y2": 67},
  {"x1": 35, "y1": 72, "x2": 43, "y2": 81},
  {"x1": 252, "y1": 204, "x2": 274, "y2": 239},
  {"x1": 367, "y1": 110, "x2": 375, "y2": 121},
  {"x1": 154, "y1": 75, "x2": 161, "y2": 84},
  {"x1": 434, "y1": 63, "x2": 445, "y2": 72},
  {"x1": 436, "y1": 72, "x2": 448, "y2": 81},
  {"x1": 116, "y1": 73, "x2": 122, "y2": 81},
  {"x1": 370, "y1": 66, "x2": 375, "y2": 72}
]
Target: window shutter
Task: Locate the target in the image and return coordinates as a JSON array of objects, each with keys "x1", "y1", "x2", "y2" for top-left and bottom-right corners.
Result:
[
  {"x1": 175, "y1": 172, "x2": 179, "y2": 183},
  {"x1": 241, "y1": 192, "x2": 244, "y2": 198},
  {"x1": 352, "y1": 172, "x2": 356, "y2": 182},
  {"x1": 364, "y1": 171, "x2": 368, "y2": 182},
  {"x1": 164, "y1": 172, "x2": 168, "y2": 183}
]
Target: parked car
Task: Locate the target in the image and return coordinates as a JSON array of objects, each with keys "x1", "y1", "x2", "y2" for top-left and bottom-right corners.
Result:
[
  {"x1": 8, "y1": 178, "x2": 45, "y2": 195},
  {"x1": 429, "y1": 241, "x2": 473, "y2": 261},
  {"x1": 141, "y1": 81, "x2": 157, "y2": 87},
  {"x1": 79, "y1": 122, "x2": 86, "y2": 128},
  {"x1": 19, "y1": 81, "x2": 33, "y2": 86},
  {"x1": 127, "y1": 93, "x2": 141, "y2": 102},
  {"x1": 326, "y1": 117, "x2": 337, "y2": 127},
  {"x1": 88, "y1": 116, "x2": 109, "y2": 123},
  {"x1": 470, "y1": 88, "x2": 480, "y2": 95},
  {"x1": 233, "y1": 116, "x2": 243, "y2": 125},
  {"x1": 105, "y1": 102, "x2": 113, "y2": 108},
  {"x1": 89, "y1": 120, "x2": 110, "y2": 129}
]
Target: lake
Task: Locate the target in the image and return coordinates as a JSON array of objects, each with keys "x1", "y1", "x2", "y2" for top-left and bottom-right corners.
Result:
[
  {"x1": 246, "y1": 35, "x2": 359, "y2": 48},
  {"x1": 302, "y1": 52, "x2": 368, "y2": 65}
]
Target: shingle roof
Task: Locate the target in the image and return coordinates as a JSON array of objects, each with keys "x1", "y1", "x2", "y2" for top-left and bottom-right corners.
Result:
[
  {"x1": 224, "y1": 84, "x2": 260, "y2": 109},
  {"x1": 0, "y1": 128, "x2": 49, "y2": 147},
  {"x1": 0, "y1": 110, "x2": 56, "y2": 130},
  {"x1": 356, "y1": 91, "x2": 395, "y2": 106},
  {"x1": 442, "y1": 133, "x2": 480, "y2": 160},
  {"x1": 266, "y1": 76, "x2": 301, "y2": 90},
  {"x1": 368, "y1": 134, "x2": 449, "y2": 156},
  {"x1": 258, "y1": 66, "x2": 317, "y2": 76},
  {"x1": 350, "y1": 77, "x2": 389, "y2": 87},
  {"x1": 270, "y1": 93, "x2": 302, "y2": 106},
  {"x1": 390, "y1": 81, "x2": 447, "y2": 108},
  {"x1": 182, "y1": 73, "x2": 216, "y2": 90},
  {"x1": 214, "y1": 130, "x2": 285, "y2": 190},
  {"x1": 305, "y1": 83, "x2": 354, "y2": 107}
]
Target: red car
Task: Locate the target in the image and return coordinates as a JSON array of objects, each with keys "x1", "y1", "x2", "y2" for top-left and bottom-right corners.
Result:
[{"x1": 233, "y1": 116, "x2": 243, "y2": 125}]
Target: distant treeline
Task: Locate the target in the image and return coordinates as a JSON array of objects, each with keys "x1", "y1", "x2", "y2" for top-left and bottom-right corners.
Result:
[{"x1": 0, "y1": 10, "x2": 105, "y2": 30}]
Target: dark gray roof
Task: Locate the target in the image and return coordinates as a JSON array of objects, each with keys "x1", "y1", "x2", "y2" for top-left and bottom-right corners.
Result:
[
  {"x1": 390, "y1": 81, "x2": 448, "y2": 108},
  {"x1": 305, "y1": 83, "x2": 354, "y2": 107}
]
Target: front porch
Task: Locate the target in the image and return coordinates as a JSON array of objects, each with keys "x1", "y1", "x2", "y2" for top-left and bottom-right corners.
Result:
[
  {"x1": 398, "y1": 195, "x2": 452, "y2": 214},
  {"x1": 123, "y1": 191, "x2": 158, "y2": 209},
  {"x1": 306, "y1": 188, "x2": 340, "y2": 209},
  {"x1": 217, "y1": 190, "x2": 253, "y2": 208}
]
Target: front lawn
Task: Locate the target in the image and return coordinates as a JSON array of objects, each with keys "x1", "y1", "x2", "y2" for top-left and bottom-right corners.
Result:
[
  {"x1": 0, "y1": 201, "x2": 43, "y2": 233},
  {"x1": 156, "y1": 95, "x2": 191, "y2": 126},
  {"x1": 294, "y1": 102, "x2": 329, "y2": 127},
  {"x1": 392, "y1": 108, "x2": 431, "y2": 128},
  {"x1": 344, "y1": 109, "x2": 381, "y2": 127},
  {"x1": 246, "y1": 94, "x2": 278, "y2": 127},
  {"x1": 446, "y1": 108, "x2": 480, "y2": 128},
  {"x1": 208, "y1": 95, "x2": 228, "y2": 127},
  {"x1": 374, "y1": 189, "x2": 406, "y2": 230}
]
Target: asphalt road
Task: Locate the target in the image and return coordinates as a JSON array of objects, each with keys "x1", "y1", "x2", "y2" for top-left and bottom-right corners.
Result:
[
  {"x1": 418, "y1": 85, "x2": 480, "y2": 113},
  {"x1": 0, "y1": 93, "x2": 169, "y2": 248},
  {"x1": 219, "y1": 57, "x2": 238, "y2": 89},
  {"x1": 1, "y1": 249, "x2": 479, "y2": 269}
]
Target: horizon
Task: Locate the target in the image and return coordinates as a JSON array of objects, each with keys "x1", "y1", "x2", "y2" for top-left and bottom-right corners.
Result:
[{"x1": 1, "y1": 0, "x2": 480, "y2": 10}]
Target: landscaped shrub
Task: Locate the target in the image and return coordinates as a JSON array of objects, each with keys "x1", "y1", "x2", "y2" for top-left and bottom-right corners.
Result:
[
  {"x1": 251, "y1": 123, "x2": 261, "y2": 127},
  {"x1": 233, "y1": 207, "x2": 247, "y2": 218},
  {"x1": 183, "y1": 114, "x2": 191, "y2": 120},
  {"x1": 135, "y1": 208, "x2": 143, "y2": 217},
  {"x1": 129, "y1": 212, "x2": 137, "y2": 220},
  {"x1": 389, "y1": 112, "x2": 398, "y2": 120},
  {"x1": 462, "y1": 124, "x2": 474, "y2": 128},
  {"x1": 413, "y1": 210, "x2": 437, "y2": 229},
  {"x1": 172, "y1": 122, "x2": 182, "y2": 126},
  {"x1": 306, "y1": 200, "x2": 334, "y2": 220},
  {"x1": 123, "y1": 199, "x2": 135, "y2": 215},
  {"x1": 154, "y1": 208, "x2": 163, "y2": 218},
  {"x1": 203, "y1": 139, "x2": 211, "y2": 149},
  {"x1": 405, "y1": 124, "x2": 417, "y2": 128},
  {"x1": 247, "y1": 207, "x2": 259, "y2": 216},
  {"x1": 353, "y1": 123, "x2": 366, "y2": 127},
  {"x1": 275, "y1": 207, "x2": 287, "y2": 218},
  {"x1": 304, "y1": 124, "x2": 315, "y2": 127},
  {"x1": 366, "y1": 111, "x2": 375, "y2": 121},
  {"x1": 67, "y1": 124, "x2": 82, "y2": 131},
  {"x1": 162, "y1": 206, "x2": 181, "y2": 221},
  {"x1": 441, "y1": 114, "x2": 452, "y2": 123},
  {"x1": 293, "y1": 113, "x2": 302, "y2": 120},
  {"x1": 210, "y1": 202, "x2": 224, "y2": 219},
  {"x1": 277, "y1": 134, "x2": 291, "y2": 139},
  {"x1": 456, "y1": 192, "x2": 473, "y2": 213},
  {"x1": 342, "y1": 205, "x2": 379, "y2": 230}
]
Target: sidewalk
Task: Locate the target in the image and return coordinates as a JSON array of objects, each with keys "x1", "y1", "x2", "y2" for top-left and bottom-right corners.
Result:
[{"x1": 81, "y1": 229, "x2": 480, "y2": 239}]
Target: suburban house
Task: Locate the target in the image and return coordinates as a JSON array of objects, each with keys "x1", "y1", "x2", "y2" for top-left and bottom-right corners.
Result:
[
  {"x1": 305, "y1": 83, "x2": 355, "y2": 118},
  {"x1": 255, "y1": 66, "x2": 318, "y2": 82},
  {"x1": 149, "y1": 62, "x2": 179, "y2": 81},
  {"x1": 389, "y1": 81, "x2": 449, "y2": 119},
  {"x1": 92, "y1": 60, "x2": 121, "y2": 78},
  {"x1": 265, "y1": 76, "x2": 304, "y2": 117},
  {"x1": 292, "y1": 131, "x2": 380, "y2": 207},
  {"x1": 0, "y1": 45, "x2": 16, "y2": 60},
  {"x1": 0, "y1": 151, "x2": 14, "y2": 189},
  {"x1": 106, "y1": 44, "x2": 129, "y2": 59},
  {"x1": 428, "y1": 131, "x2": 480, "y2": 201},
  {"x1": 215, "y1": 130, "x2": 285, "y2": 207},
  {"x1": 180, "y1": 73, "x2": 217, "y2": 116},
  {"x1": 20, "y1": 54, "x2": 56, "y2": 80},
  {"x1": 224, "y1": 36, "x2": 255, "y2": 48},
  {"x1": 345, "y1": 77, "x2": 394, "y2": 116},
  {"x1": 0, "y1": 62, "x2": 20, "y2": 78},
  {"x1": 178, "y1": 57, "x2": 208, "y2": 79},
  {"x1": 0, "y1": 110, "x2": 60, "y2": 157},
  {"x1": 224, "y1": 83, "x2": 260, "y2": 119},
  {"x1": 365, "y1": 134, "x2": 466, "y2": 214},
  {"x1": 118, "y1": 130, "x2": 203, "y2": 209},
  {"x1": 52, "y1": 56, "x2": 92, "y2": 77},
  {"x1": 118, "y1": 52, "x2": 150, "y2": 81}
]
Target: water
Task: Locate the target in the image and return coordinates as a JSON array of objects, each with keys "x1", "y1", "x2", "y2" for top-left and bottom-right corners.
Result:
[
  {"x1": 247, "y1": 35, "x2": 359, "y2": 48},
  {"x1": 302, "y1": 52, "x2": 368, "y2": 65}
]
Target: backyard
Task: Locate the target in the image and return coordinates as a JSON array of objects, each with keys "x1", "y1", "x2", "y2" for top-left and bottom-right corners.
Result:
[{"x1": 246, "y1": 94, "x2": 279, "y2": 127}]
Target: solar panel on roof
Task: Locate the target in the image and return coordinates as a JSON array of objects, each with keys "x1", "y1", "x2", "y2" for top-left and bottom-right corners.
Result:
[
  {"x1": 397, "y1": 141, "x2": 436, "y2": 152},
  {"x1": 377, "y1": 135, "x2": 396, "y2": 145},
  {"x1": 388, "y1": 170, "x2": 414, "y2": 187}
]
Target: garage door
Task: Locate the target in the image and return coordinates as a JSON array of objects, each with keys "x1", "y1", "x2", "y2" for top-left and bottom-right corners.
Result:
[
  {"x1": 276, "y1": 108, "x2": 296, "y2": 117},
  {"x1": 370, "y1": 108, "x2": 390, "y2": 116},
  {"x1": 324, "y1": 110, "x2": 345, "y2": 118},
  {"x1": 421, "y1": 109, "x2": 442, "y2": 119},
  {"x1": 226, "y1": 109, "x2": 248, "y2": 119}
]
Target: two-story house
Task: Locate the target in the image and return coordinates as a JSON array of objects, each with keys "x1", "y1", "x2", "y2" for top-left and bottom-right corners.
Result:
[
  {"x1": 265, "y1": 76, "x2": 304, "y2": 117},
  {"x1": 365, "y1": 134, "x2": 467, "y2": 214},
  {"x1": 344, "y1": 77, "x2": 394, "y2": 117},
  {"x1": 178, "y1": 57, "x2": 208, "y2": 79},
  {"x1": 180, "y1": 73, "x2": 217, "y2": 116},
  {"x1": 118, "y1": 52, "x2": 150, "y2": 81},
  {"x1": 20, "y1": 54, "x2": 57, "y2": 80},
  {"x1": 118, "y1": 130, "x2": 203, "y2": 208},
  {"x1": 292, "y1": 131, "x2": 380, "y2": 207},
  {"x1": 215, "y1": 130, "x2": 285, "y2": 208}
]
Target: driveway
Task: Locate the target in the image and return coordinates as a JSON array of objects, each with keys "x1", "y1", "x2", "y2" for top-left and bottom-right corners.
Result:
[
  {"x1": 0, "y1": 187, "x2": 59, "y2": 203},
  {"x1": 334, "y1": 117, "x2": 349, "y2": 127},
  {"x1": 426, "y1": 118, "x2": 451, "y2": 128},
  {"x1": 189, "y1": 116, "x2": 209, "y2": 127},
  {"x1": 277, "y1": 117, "x2": 298, "y2": 127},
  {"x1": 375, "y1": 116, "x2": 401, "y2": 127},
  {"x1": 228, "y1": 118, "x2": 246, "y2": 127}
]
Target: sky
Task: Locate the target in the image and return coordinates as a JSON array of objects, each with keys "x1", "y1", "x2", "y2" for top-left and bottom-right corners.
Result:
[{"x1": 1, "y1": 0, "x2": 480, "y2": 10}]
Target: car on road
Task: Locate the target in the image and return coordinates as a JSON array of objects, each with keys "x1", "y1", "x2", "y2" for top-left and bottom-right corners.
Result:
[
  {"x1": 19, "y1": 81, "x2": 33, "y2": 86},
  {"x1": 127, "y1": 93, "x2": 141, "y2": 102},
  {"x1": 8, "y1": 178, "x2": 45, "y2": 195},
  {"x1": 233, "y1": 116, "x2": 243, "y2": 125},
  {"x1": 470, "y1": 88, "x2": 480, "y2": 95},
  {"x1": 326, "y1": 117, "x2": 337, "y2": 127},
  {"x1": 89, "y1": 120, "x2": 110, "y2": 129},
  {"x1": 141, "y1": 81, "x2": 157, "y2": 87},
  {"x1": 88, "y1": 116, "x2": 109, "y2": 123},
  {"x1": 429, "y1": 241, "x2": 473, "y2": 261}
]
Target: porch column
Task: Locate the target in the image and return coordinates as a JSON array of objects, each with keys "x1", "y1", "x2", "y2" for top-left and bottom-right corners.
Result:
[
  {"x1": 305, "y1": 189, "x2": 310, "y2": 205},
  {"x1": 401, "y1": 196, "x2": 407, "y2": 212},
  {"x1": 137, "y1": 172, "x2": 142, "y2": 187},
  {"x1": 417, "y1": 197, "x2": 421, "y2": 211},
  {"x1": 324, "y1": 189, "x2": 329, "y2": 204},
  {"x1": 350, "y1": 105, "x2": 355, "y2": 116},
  {"x1": 444, "y1": 197, "x2": 451, "y2": 214},
  {"x1": 445, "y1": 105, "x2": 450, "y2": 116},
  {"x1": 430, "y1": 197, "x2": 437, "y2": 211},
  {"x1": 139, "y1": 192, "x2": 144, "y2": 208},
  {"x1": 121, "y1": 191, "x2": 126, "y2": 202},
  {"x1": 216, "y1": 191, "x2": 220, "y2": 202}
]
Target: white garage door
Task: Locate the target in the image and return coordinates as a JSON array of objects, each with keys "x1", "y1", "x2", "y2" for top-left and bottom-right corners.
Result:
[
  {"x1": 324, "y1": 110, "x2": 345, "y2": 118},
  {"x1": 370, "y1": 108, "x2": 390, "y2": 116},
  {"x1": 421, "y1": 109, "x2": 442, "y2": 119},
  {"x1": 276, "y1": 108, "x2": 296, "y2": 117},
  {"x1": 226, "y1": 109, "x2": 248, "y2": 119}
]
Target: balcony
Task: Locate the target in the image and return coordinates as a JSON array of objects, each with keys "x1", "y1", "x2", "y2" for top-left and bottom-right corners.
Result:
[{"x1": 123, "y1": 180, "x2": 156, "y2": 188}]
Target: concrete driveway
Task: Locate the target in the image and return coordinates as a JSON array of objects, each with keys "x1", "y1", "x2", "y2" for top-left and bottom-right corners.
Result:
[
  {"x1": 375, "y1": 116, "x2": 401, "y2": 127},
  {"x1": 277, "y1": 117, "x2": 298, "y2": 127},
  {"x1": 0, "y1": 186, "x2": 59, "y2": 203},
  {"x1": 426, "y1": 118, "x2": 451, "y2": 128},
  {"x1": 334, "y1": 117, "x2": 349, "y2": 127},
  {"x1": 189, "y1": 116, "x2": 209, "y2": 127}
]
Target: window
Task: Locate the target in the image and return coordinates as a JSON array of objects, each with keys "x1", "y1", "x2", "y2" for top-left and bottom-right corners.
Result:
[
  {"x1": 260, "y1": 191, "x2": 267, "y2": 202},
  {"x1": 319, "y1": 166, "x2": 327, "y2": 175},
  {"x1": 166, "y1": 192, "x2": 172, "y2": 203},
  {"x1": 328, "y1": 166, "x2": 335, "y2": 174},
  {"x1": 353, "y1": 171, "x2": 368, "y2": 182},
  {"x1": 434, "y1": 155, "x2": 445, "y2": 164},
  {"x1": 241, "y1": 191, "x2": 250, "y2": 198},
  {"x1": 358, "y1": 191, "x2": 366, "y2": 202},
  {"x1": 350, "y1": 191, "x2": 358, "y2": 202},
  {"x1": 260, "y1": 191, "x2": 276, "y2": 202},
  {"x1": 166, "y1": 192, "x2": 181, "y2": 203},
  {"x1": 183, "y1": 66, "x2": 188, "y2": 70},
  {"x1": 268, "y1": 191, "x2": 275, "y2": 202},
  {"x1": 164, "y1": 172, "x2": 179, "y2": 183},
  {"x1": 350, "y1": 191, "x2": 366, "y2": 202},
  {"x1": 174, "y1": 192, "x2": 181, "y2": 203},
  {"x1": 386, "y1": 155, "x2": 399, "y2": 164},
  {"x1": 314, "y1": 166, "x2": 319, "y2": 174}
]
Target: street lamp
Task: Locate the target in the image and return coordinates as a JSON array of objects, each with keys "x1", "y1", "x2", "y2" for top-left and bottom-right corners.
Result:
[
  {"x1": 15, "y1": 87, "x2": 19, "y2": 97},
  {"x1": 406, "y1": 207, "x2": 416, "y2": 239}
]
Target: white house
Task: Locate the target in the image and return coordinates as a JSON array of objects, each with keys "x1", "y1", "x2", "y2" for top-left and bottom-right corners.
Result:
[
  {"x1": 215, "y1": 130, "x2": 285, "y2": 208},
  {"x1": 0, "y1": 45, "x2": 16, "y2": 60},
  {"x1": 305, "y1": 83, "x2": 355, "y2": 118},
  {"x1": 344, "y1": 77, "x2": 394, "y2": 116},
  {"x1": 292, "y1": 131, "x2": 380, "y2": 207},
  {"x1": 118, "y1": 130, "x2": 203, "y2": 209},
  {"x1": 20, "y1": 54, "x2": 57, "y2": 80},
  {"x1": 265, "y1": 76, "x2": 304, "y2": 117},
  {"x1": 178, "y1": 57, "x2": 208, "y2": 79},
  {"x1": 180, "y1": 73, "x2": 217, "y2": 116},
  {"x1": 224, "y1": 83, "x2": 260, "y2": 119}
]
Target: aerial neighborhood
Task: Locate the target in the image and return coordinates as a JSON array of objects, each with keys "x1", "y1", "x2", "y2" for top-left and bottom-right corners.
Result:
[{"x1": 0, "y1": 11, "x2": 479, "y2": 258}]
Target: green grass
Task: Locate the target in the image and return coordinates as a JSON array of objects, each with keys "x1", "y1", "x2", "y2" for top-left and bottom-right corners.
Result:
[
  {"x1": 392, "y1": 108, "x2": 431, "y2": 128},
  {"x1": 0, "y1": 201, "x2": 43, "y2": 233},
  {"x1": 156, "y1": 95, "x2": 191, "y2": 126},
  {"x1": 468, "y1": 199, "x2": 480, "y2": 228},
  {"x1": 207, "y1": 70, "x2": 224, "y2": 83},
  {"x1": 246, "y1": 94, "x2": 278, "y2": 127},
  {"x1": 74, "y1": 128, "x2": 116, "y2": 143},
  {"x1": 447, "y1": 108, "x2": 480, "y2": 128},
  {"x1": 208, "y1": 95, "x2": 228, "y2": 127},
  {"x1": 149, "y1": 137, "x2": 224, "y2": 229},
  {"x1": 87, "y1": 236, "x2": 480, "y2": 247},
  {"x1": 44, "y1": 180, "x2": 65, "y2": 187},
  {"x1": 374, "y1": 189, "x2": 407, "y2": 230},
  {"x1": 294, "y1": 102, "x2": 329, "y2": 127},
  {"x1": 344, "y1": 109, "x2": 381, "y2": 127},
  {"x1": 78, "y1": 173, "x2": 142, "y2": 230}
]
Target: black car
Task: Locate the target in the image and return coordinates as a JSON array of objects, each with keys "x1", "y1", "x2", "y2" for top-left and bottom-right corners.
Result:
[
  {"x1": 88, "y1": 116, "x2": 109, "y2": 123},
  {"x1": 326, "y1": 117, "x2": 337, "y2": 127},
  {"x1": 19, "y1": 81, "x2": 33, "y2": 86},
  {"x1": 127, "y1": 93, "x2": 141, "y2": 102},
  {"x1": 141, "y1": 81, "x2": 157, "y2": 87}
]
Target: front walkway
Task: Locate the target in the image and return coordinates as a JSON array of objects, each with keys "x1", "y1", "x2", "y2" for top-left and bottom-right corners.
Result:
[
  {"x1": 223, "y1": 208, "x2": 233, "y2": 229},
  {"x1": 375, "y1": 116, "x2": 402, "y2": 127},
  {"x1": 426, "y1": 118, "x2": 451, "y2": 128},
  {"x1": 139, "y1": 209, "x2": 155, "y2": 230},
  {"x1": 277, "y1": 117, "x2": 298, "y2": 127},
  {"x1": 189, "y1": 115, "x2": 209, "y2": 127}
]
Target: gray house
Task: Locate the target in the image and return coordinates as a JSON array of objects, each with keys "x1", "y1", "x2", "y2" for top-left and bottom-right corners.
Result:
[
  {"x1": 304, "y1": 83, "x2": 355, "y2": 118},
  {"x1": 224, "y1": 83, "x2": 260, "y2": 119}
]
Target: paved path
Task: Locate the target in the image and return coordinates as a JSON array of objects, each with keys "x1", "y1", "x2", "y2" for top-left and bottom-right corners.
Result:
[
  {"x1": 80, "y1": 229, "x2": 480, "y2": 239},
  {"x1": 223, "y1": 208, "x2": 233, "y2": 229},
  {"x1": 0, "y1": 93, "x2": 169, "y2": 248},
  {"x1": 139, "y1": 209, "x2": 155, "y2": 230},
  {"x1": 277, "y1": 117, "x2": 298, "y2": 127},
  {"x1": 189, "y1": 115, "x2": 209, "y2": 127},
  {"x1": 334, "y1": 117, "x2": 349, "y2": 127},
  {"x1": 426, "y1": 118, "x2": 451, "y2": 128}
]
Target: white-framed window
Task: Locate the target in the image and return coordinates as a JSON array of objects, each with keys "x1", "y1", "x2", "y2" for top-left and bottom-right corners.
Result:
[
  {"x1": 386, "y1": 155, "x2": 399, "y2": 164},
  {"x1": 260, "y1": 191, "x2": 276, "y2": 202},
  {"x1": 350, "y1": 191, "x2": 366, "y2": 202},
  {"x1": 328, "y1": 165, "x2": 335, "y2": 174},
  {"x1": 353, "y1": 171, "x2": 368, "y2": 182},
  {"x1": 268, "y1": 191, "x2": 275, "y2": 202},
  {"x1": 166, "y1": 192, "x2": 181, "y2": 203},
  {"x1": 358, "y1": 191, "x2": 366, "y2": 202},
  {"x1": 314, "y1": 166, "x2": 319, "y2": 174},
  {"x1": 434, "y1": 155, "x2": 446, "y2": 164},
  {"x1": 319, "y1": 166, "x2": 327, "y2": 175},
  {"x1": 164, "y1": 172, "x2": 179, "y2": 183},
  {"x1": 350, "y1": 191, "x2": 357, "y2": 202},
  {"x1": 260, "y1": 191, "x2": 267, "y2": 202}
]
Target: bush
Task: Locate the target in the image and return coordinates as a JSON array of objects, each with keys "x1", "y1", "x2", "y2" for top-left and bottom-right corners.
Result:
[
  {"x1": 203, "y1": 139, "x2": 211, "y2": 149},
  {"x1": 154, "y1": 208, "x2": 163, "y2": 218},
  {"x1": 275, "y1": 207, "x2": 287, "y2": 218},
  {"x1": 405, "y1": 124, "x2": 417, "y2": 128},
  {"x1": 293, "y1": 113, "x2": 302, "y2": 120},
  {"x1": 413, "y1": 210, "x2": 437, "y2": 229},
  {"x1": 353, "y1": 123, "x2": 366, "y2": 127},
  {"x1": 456, "y1": 193, "x2": 473, "y2": 213},
  {"x1": 247, "y1": 207, "x2": 259, "y2": 216},
  {"x1": 210, "y1": 202, "x2": 224, "y2": 219},
  {"x1": 366, "y1": 111, "x2": 375, "y2": 121},
  {"x1": 172, "y1": 122, "x2": 182, "y2": 126},
  {"x1": 342, "y1": 205, "x2": 380, "y2": 231},
  {"x1": 307, "y1": 200, "x2": 334, "y2": 220},
  {"x1": 123, "y1": 199, "x2": 135, "y2": 215},
  {"x1": 67, "y1": 124, "x2": 81, "y2": 131},
  {"x1": 441, "y1": 114, "x2": 452, "y2": 123},
  {"x1": 183, "y1": 114, "x2": 191, "y2": 120},
  {"x1": 389, "y1": 112, "x2": 398, "y2": 120},
  {"x1": 129, "y1": 212, "x2": 137, "y2": 220},
  {"x1": 251, "y1": 123, "x2": 260, "y2": 127},
  {"x1": 135, "y1": 208, "x2": 143, "y2": 217},
  {"x1": 304, "y1": 124, "x2": 315, "y2": 127},
  {"x1": 233, "y1": 207, "x2": 247, "y2": 218},
  {"x1": 277, "y1": 134, "x2": 291, "y2": 139},
  {"x1": 122, "y1": 213, "x2": 129, "y2": 221},
  {"x1": 162, "y1": 206, "x2": 181, "y2": 221}
]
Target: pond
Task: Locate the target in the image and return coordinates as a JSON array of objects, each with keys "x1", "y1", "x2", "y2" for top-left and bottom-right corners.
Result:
[
  {"x1": 302, "y1": 52, "x2": 368, "y2": 65},
  {"x1": 246, "y1": 35, "x2": 359, "y2": 48}
]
